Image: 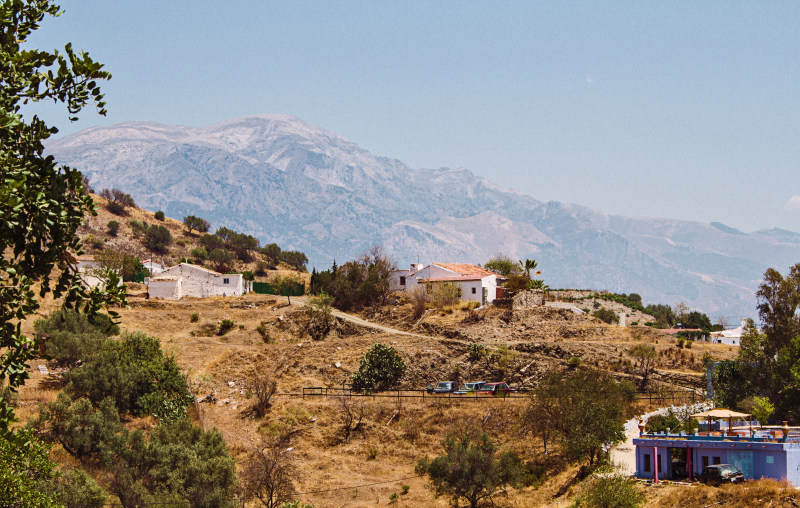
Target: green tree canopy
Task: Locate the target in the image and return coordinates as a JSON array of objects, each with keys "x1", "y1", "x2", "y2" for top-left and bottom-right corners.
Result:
[
  {"x1": 350, "y1": 343, "x2": 406, "y2": 393},
  {"x1": 416, "y1": 429, "x2": 522, "y2": 508},
  {"x1": 484, "y1": 253, "x2": 520, "y2": 277},
  {"x1": 0, "y1": 0, "x2": 126, "y2": 437}
]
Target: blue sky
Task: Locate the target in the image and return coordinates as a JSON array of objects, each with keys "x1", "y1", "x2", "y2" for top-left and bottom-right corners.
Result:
[{"x1": 28, "y1": 1, "x2": 800, "y2": 233}]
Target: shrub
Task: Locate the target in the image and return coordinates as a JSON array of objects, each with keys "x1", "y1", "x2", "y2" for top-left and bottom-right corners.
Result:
[
  {"x1": 145, "y1": 224, "x2": 172, "y2": 253},
  {"x1": 0, "y1": 429, "x2": 59, "y2": 507},
  {"x1": 574, "y1": 472, "x2": 645, "y2": 508},
  {"x1": 592, "y1": 307, "x2": 619, "y2": 324},
  {"x1": 350, "y1": 343, "x2": 406, "y2": 393},
  {"x1": 367, "y1": 447, "x2": 378, "y2": 460},
  {"x1": 217, "y1": 319, "x2": 236, "y2": 336},
  {"x1": 190, "y1": 313, "x2": 199, "y2": 323},
  {"x1": 568, "y1": 356, "x2": 583, "y2": 368},
  {"x1": 305, "y1": 293, "x2": 334, "y2": 341},
  {"x1": 154, "y1": 210, "x2": 165, "y2": 221},
  {"x1": 248, "y1": 373, "x2": 276, "y2": 418},
  {"x1": 467, "y1": 342, "x2": 486, "y2": 361},
  {"x1": 34, "y1": 309, "x2": 118, "y2": 369},
  {"x1": 256, "y1": 322, "x2": 272, "y2": 343},
  {"x1": 83, "y1": 233, "x2": 104, "y2": 250},
  {"x1": 129, "y1": 219, "x2": 148, "y2": 236},
  {"x1": 66, "y1": 331, "x2": 193, "y2": 420},
  {"x1": 410, "y1": 286, "x2": 427, "y2": 320},
  {"x1": 51, "y1": 467, "x2": 108, "y2": 508},
  {"x1": 208, "y1": 248, "x2": 234, "y2": 273},
  {"x1": 429, "y1": 281, "x2": 461, "y2": 308},
  {"x1": 106, "y1": 220, "x2": 120, "y2": 236},
  {"x1": 189, "y1": 247, "x2": 208, "y2": 262}
]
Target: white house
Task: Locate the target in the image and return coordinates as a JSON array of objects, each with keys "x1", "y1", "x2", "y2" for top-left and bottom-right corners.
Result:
[
  {"x1": 142, "y1": 259, "x2": 166, "y2": 276},
  {"x1": 710, "y1": 319, "x2": 749, "y2": 346},
  {"x1": 391, "y1": 262, "x2": 500, "y2": 306},
  {"x1": 75, "y1": 254, "x2": 107, "y2": 288},
  {"x1": 146, "y1": 263, "x2": 246, "y2": 300}
]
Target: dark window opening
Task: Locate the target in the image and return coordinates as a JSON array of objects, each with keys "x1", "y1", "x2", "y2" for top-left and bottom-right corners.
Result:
[
  {"x1": 472, "y1": 287, "x2": 477, "y2": 294},
  {"x1": 644, "y1": 454, "x2": 651, "y2": 473},
  {"x1": 399, "y1": 276, "x2": 406, "y2": 286}
]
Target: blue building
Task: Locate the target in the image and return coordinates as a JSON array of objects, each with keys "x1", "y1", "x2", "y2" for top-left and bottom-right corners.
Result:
[{"x1": 633, "y1": 425, "x2": 800, "y2": 485}]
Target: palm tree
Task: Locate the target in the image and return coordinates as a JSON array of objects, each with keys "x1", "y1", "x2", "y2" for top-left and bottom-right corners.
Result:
[{"x1": 518, "y1": 258, "x2": 538, "y2": 279}]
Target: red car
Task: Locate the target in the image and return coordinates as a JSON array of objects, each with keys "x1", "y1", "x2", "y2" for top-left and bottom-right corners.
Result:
[{"x1": 477, "y1": 382, "x2": 511, "y2": 396}]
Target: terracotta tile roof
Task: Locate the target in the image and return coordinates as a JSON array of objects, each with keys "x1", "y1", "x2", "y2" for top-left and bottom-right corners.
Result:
[
  {"x1": 418, "y1": 276, "x2": 483, "y2": 282},
  {"x1": 433, "y1": 263, "x2": 496, "y2": 278}
]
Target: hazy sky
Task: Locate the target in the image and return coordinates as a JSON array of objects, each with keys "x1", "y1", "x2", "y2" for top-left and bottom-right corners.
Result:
[{"x1": 28, "y1": 1, "x2": 800, "y2": 233}]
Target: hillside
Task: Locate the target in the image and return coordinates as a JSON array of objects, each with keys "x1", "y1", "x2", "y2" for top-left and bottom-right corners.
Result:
[
  {"x1": 46, "y1": 114, "x2": 800, "y2": 319},
  {"x1": 8, "y1": 201, "x2": 758, "y2": 507}
]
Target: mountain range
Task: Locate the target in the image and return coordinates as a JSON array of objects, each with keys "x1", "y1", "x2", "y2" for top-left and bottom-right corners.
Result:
[{"x1": 47, "y1": 114, "x2": 800, "y2": 319}]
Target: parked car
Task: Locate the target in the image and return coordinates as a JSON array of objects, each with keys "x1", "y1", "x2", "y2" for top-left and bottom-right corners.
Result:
[
  {"x1": 477, "y1": 382, "x2": 511, "y2": 396},
  {"x1": 700, "y1": 464, "x2": 744, "y2": 484},
  {"x1": 428, "y1": 381, "x2": 458, "y2": 394},
  {"x1": 453, "y1": 381, "x2": 486, "y2": 395}
]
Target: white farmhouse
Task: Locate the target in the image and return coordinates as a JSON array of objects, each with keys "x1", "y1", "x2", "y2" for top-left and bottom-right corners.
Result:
[
  {"x1": 75, "y1": 254, "x2": 108, "y2": 288},
  {"x1": 709, "y1": 319, "x2": 749, "y2": 346},
  {"x1": 391, "y1": 262, "x2": 501, "y2": 306},
  {"x1": 146, "y1": 263, "x2": 246, "y2": 300},
  {"x1": 142, "y1": 259, "x2": 166, "y2": 276}
]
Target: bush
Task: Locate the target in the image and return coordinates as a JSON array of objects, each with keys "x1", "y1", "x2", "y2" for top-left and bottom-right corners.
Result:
[
  {"x1": 129, "y1": 219, "x2": 148, "y2": 236},
  {"x1": 429, "y1": 281, "x2": 461, "y2": 308},
  {"x1": 574, "y1": 473, "x2": 645, "y2": 508},
  {"x1": 106, "y1": 220, "x2": 120, "y2": 236},
  {"x1": 256, "y1": 322, "x2": 272, "y2": 343},
  {"x1": 34, "y1": 309, "x2": 118, "y2": 369},
  {"x1": 0, "y1": 429, "x2": 59, "y2": 507},
  {"x1": 248, "y1": 373, "x2": 277, "y2": 418},
  {"x1": 190, "y1": 247, "x2": 208, "y2": 262},
  {"x1": 190, "y1": 313, "x2": 199, "y2": 323},
  {"x1": 66, "y1": 331, "x2": 193, "y2": 420},
  {"x1": 100, "y1": 188, "x2": 136, "y2": 215},
  {"x1": 51, "y1": 468, "x2": 108, "y2": 508},
  {"x1": 242, "y1": 437, "x2": 296, "y2": 507},
  {"x1": 183, "y1": 215, "x2": 210, "y2": 233},
  {"x1": 305, "y1": 294, "x2": 334, "y2": 341},
  {"x1": 83, "y1": 233, "x2": 104, "y2": 250},
  {"x1": 154, "y1": 210, "x2": 165, "y2": 221},
  {"x1": 145, "y1": 224, "x2": 172, "y2": 253},
  {"x1": 350, "y1": 343, "x2": 406, "y2": 393},
  {"x1": 592, "y1": 308, "x2": 619, "y2": 324},
  {"x1": 208, "y1": 248, "x2": 234, "y2": 273},
  {"x1": 568, "y1": 356, "x2": 583, "y2": 368},
  {"x1": 467, "y1": 342, "x2": 486, "y2": 361},
  {"x1": 217, "y1": 319, "x2": 235, "y2": 336}
]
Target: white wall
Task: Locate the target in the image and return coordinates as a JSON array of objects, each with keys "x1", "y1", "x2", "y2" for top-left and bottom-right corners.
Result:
[{"x1": 149, "y1": 279, "x2": 181, "y2": 299}]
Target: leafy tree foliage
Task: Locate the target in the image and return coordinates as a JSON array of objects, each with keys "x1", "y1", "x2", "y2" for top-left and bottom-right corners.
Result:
[
  {"x1": 525, "y1": 370, "x2": 628, "y2": 465},
  {"x1": 50, "y1": 467, "x2": 108, "y2": 508},
  {"x1": 30, "y1": 393, "x2": 121, "y2": 460},
  {"x1": 0, "y1": 0, "x2": 126, "y2": 437},
  {"x1": 190, "y1": 247, "x2": 208, "y2": 262},
  {"x1": 592, "y1": 307, "x2": 619, "y2": 324},
  {"x1": 0, "y1": 429, "x2": 59, "y2": 507},
  {"x1": 305, "y1": 293, "x2": 335, "y2": 341},
  {"x1": 416, "y1": 429, "x2": 523, "y2": 508},
  {"x1": 484, "y1": 253, "x2": 520, "y2": 277},
  {"x1": 199, "y1": 233, "x2": 226, "y2": 252},
  {"x1": 100, "y1": 188, "x2": 136, "y2": 215},
  {"x1": 643, "y1": 304, "x2": 676, "y2": 327},
  {"x1": 110, "y1": 418, "x2": 239, "y2": 508},
  {"x1": 34, "y1": 309, "x2": 118, "y2": 369},
  {"x1": 350, "y1": 343, "x2": 406, "y2": 392},
  {"x1": 209, "y1": 248, "x2": 234, "y2": 273},
  {"x1": 215, "y1": 226, "x2": 260, "y2": 261},
  {"x1": 573, "y1": 472, "x2": 645, "y2": 508},
  {"x1": 311, "y1": 248, "x2": 394, "y2": 311},
  {"x1": 95, "y1": 249, "x2": 149, "y2": 282},
  {"x1": 66, "y1": 331, "x2": 192, "y2": 420},
  {"x1": 183, "y1": 215, "x2": 210, "y2": 233},
  {"x1": 144, "y1": 224, "x2": 172, "y2": 253},
  {"x1": 154, "y1": 210, "x2": 165, "y2": 221},
  {"x1": 644, "y1": 409, "x2": 698, "y2": 434},
  {"x1": 106, "y1": 220, "x2": 120, "y2": 236},
  {"x1": 683, "y1": 311, "x2": 712, "y2": 330}
]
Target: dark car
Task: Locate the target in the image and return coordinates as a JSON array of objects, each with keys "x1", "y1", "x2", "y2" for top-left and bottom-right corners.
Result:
[
  {"x1": 429, "y1": 381, "x2": 457, "y2": 394},
  {"x1": 477, "y1": 382, "x2": 511, "y2": 396},
  {"x1": 700, "y1": 464, "x2": 744, "y2": 484}
]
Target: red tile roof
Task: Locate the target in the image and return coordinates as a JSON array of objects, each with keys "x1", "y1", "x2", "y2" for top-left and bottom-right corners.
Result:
[{"x1": 433, "y1": 262, "x2": 496, "y2": 278}]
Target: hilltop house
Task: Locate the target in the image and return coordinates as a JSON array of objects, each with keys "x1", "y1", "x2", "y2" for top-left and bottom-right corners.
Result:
[
  {"x1": 709, "y1": 319, "x2": 748, "y2": 346},
  {"x1": 145, "y1": 263, "x2": 247, "y2": 300},
  {"x1": 390, "y1": 262, "x2": 501, "y2": 306}
]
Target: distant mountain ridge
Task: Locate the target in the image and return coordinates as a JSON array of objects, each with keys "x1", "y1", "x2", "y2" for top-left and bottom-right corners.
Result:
[{"x1": 47, "y1": 114, "x2": 800, "y2": 318}]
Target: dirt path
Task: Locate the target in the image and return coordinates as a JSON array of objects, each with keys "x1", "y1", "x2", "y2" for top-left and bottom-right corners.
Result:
[{"x1": 289, "y1": 296, "x2": 435, "y2": 339}]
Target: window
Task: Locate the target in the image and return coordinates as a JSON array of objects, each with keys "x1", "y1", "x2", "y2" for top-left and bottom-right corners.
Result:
[
  {"x1": 644, "y1": 454, "x2": 651, "y2": 473},
  {"x1": 702, "y1": 456, "x2": 709, "y2": 468},
  {"x1": 713, "y1": 456, "x2": 721, "y2": 465},
  {"x1": 766, "y1": 455, "x2": 774, "y2": 464},
  {"x1": 471, "y1": 287, "x2": 476, "y2": 294},
  {"x1": 399, "y1": 276, "x2": 406, "y2": 286},
  {"x1": 223, "y1": 278, "x2": 229, "y2": 284}
]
